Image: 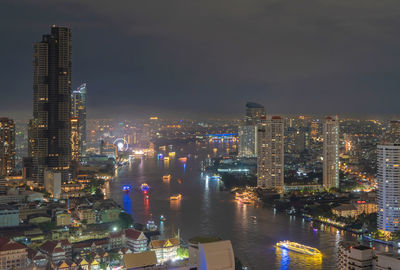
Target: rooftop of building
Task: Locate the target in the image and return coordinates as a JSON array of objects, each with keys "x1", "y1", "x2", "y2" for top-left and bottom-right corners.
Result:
[
  {"x1": 123, "y1": 251, "x2": 157, "y2": 269},
  {"x1": 0, "y1": 237, "x2": 26, "y2": 251},
  {"x1": 333, "y1": 204, "x2": 357, "y2": 211},
  {"x1": 189, "y1": 236, "x2": 222, "y2": 244}
]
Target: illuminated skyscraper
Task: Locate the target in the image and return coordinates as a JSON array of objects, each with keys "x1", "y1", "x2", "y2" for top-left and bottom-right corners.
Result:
[
  {"x1": 377, "y1": 120, "x2": 400, "y2": 233},
  {"x1": 257, "y1": 116, "x2": 284, "y2": 192},
  {"x1": 323, "y1": 116, "x2": 339, "y2": 189},
  {"x1": 238, "y1": 102, "x2": 265, "y2": 158},
  {"x1": 377, "y1": 144, "x2": 400, "y2": 233},
  {"x1": 31, "y1": 26, "x2": 72, "y2": 184},
  {"x1": 0, "y1": 118, "x2": 15, "y2": 177},
  {"x1": 71, "y1": 117, "x2": 80, "y2": 162},
  {"x1": 71, "y1": 83, "x2": 87, "y2": 156}
]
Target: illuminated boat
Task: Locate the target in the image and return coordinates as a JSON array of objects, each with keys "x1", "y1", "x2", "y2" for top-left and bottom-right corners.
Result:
[
  {"x1": 162, "y1": 174, "x2": 171, "y2": 181},
  {"x1": 160, "y1": 215, "x2": 167, "y2": 222},
  {"x1": 170, "y1": 194, "x2": 182, "y2": 201},
  {"x1": 146, "y1": 220, "x2": 158, "y2": 231},
  {"x1": 211, "y1": 174, "x2": 221, "y2": 180},
  {"x1": 164, "y1": 157, "x2": 170, "y2": 161},
  {"x1": 122, "y1": 185, "x2": 131, "y2": 193},
  {"x1": 141, "y1": 183, "x2": 150, "y2": 192},
  {"x1": 178, "y1": 157, "x2": 187, "y2": 162},
  {"x1": 276, "y1": 241, "x2": 322, "y2": 256}
]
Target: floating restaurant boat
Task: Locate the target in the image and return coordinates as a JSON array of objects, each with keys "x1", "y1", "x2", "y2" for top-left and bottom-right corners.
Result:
[
  {"x1": 170, "y1": 194, "x2": 182, "y2": 201},
  {"x1": 122, "y1": 185, "x2": 131, "y2": 193},
  {"x1": 162, "y1": 174, "x2": 171, "y2": 181},
  {"x1": 276, "y1": 241, "x2": 322, "y2": 256},
  {"x1": 178, "y1": 157, "x2": 187, "y2": 162},
  {"x1": 141, "y1": 183, "x2": 150, "y2": 192}
]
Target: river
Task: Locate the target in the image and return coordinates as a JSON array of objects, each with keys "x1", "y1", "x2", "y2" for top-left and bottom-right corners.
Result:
[{"x1": 106, "y1": 140, "x2": 369, "y2": 269}]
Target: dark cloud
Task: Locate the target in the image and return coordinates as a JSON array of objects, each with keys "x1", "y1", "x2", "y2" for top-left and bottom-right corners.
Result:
[{"x1": 0, "y1": 0, "x2": 400, "y2": 119}]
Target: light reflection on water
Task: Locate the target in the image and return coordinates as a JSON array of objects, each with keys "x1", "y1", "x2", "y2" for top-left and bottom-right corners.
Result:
[
  {"x1": 276, "y1": 247, "x2": 322, "y2": 269},
  {"x1": 109, "y1": 141, "x2": 362, "y2": 269}
]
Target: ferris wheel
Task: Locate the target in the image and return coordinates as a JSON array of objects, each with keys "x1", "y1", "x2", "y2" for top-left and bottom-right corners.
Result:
[{"x1": 113, "y1": 138, "x2": 129, "y2": 151}]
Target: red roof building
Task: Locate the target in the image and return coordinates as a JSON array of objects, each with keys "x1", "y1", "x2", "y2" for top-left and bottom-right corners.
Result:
[{"x1": 0, "y1": 237, "x2": 28, "y2": 269}]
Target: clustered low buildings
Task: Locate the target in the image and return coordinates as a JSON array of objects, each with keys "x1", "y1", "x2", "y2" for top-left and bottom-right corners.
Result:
[
  {"x1": 332, "y1": 192, "x2": 378, "y2": 218},
  {"x1": 0, "y1": 183, "x2": 237, "y2": 270},
  {"x1": 338, "y1": 241, "x2": 400, "y2": 270},
  {"x1": 0, "y1": 229, "x2": 235, "y2": 269}
]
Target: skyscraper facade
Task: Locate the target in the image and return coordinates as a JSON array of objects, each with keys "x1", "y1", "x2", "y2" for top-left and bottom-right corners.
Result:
[
  {"x1": 257, "y1": 116, "x2": 284, "y2": 192},
  {"x1": 377, "y1": 144, "x2": 400, "y2": 232},
  {"x1": 323, "y1": 116, "x2": 339, "y2": 189},
  {"x1": 238, "y1": 102, "x2": 265, "y2": 158},
  {"x1": 0, "y1": 118, "x2": 15, "y2": 177},
  {"x1": 70, "y1": 117, "x2": 80, "y2": 162},
  {"x1": 31, "y1": 26, "x2": 72, "y2": 184},
  {"x1": 71, "y1": 83, "x2": 87, "y2": 157}
]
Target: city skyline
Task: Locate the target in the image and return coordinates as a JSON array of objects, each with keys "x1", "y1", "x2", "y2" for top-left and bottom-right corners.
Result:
[
  {"x1": 1, "y1": 2, "x2": 400, "y2": 270},
  {"x1": 1, "y1": 1, "x2": 400, "y2": 119}
]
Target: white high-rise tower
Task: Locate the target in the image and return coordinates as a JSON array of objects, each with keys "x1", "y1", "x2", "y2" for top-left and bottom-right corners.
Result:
[
  {"x1": 323, "y1": 116, "x2": 339, "y2": 189},
  {"x1": 257, "y1": 116, "x2": 284, "y2": 192}
]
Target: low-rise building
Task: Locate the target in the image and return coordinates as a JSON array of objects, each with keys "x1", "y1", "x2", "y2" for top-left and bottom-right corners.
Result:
[
  {"x1": 149, "y1": 238, "x2": 179, "y2": 264},
  {"x1": 109, "y1": 231, "x2": 123, "y2": 249},
  {"x1": 337, "y1": 242, "x2": 373, "y2": 270},
  {"x1": 0, "y1": 204, "x2": 19, "y2": 227},
  {"x1": 57, "y1": 212, "x2": 72, "y2": 226},
  {"x1": 76, "y1": 205, "x2": 97, "y2": 224},
  {"x1": 374, "y1": 252, "x2": 400, "y2": 270},
  {"x1": 353, "y1": 200, "x2": 378, "y2": 215},
  {"x1": 27, "y1": 247, "x2": 48, "y2": 268},
  {"x1": 332, "y1": 204, "x2": 358, "y2": 218},
  {"x1": 124, "y1": 229, "x2": 148, "y2": 253},
  {"x1": 123, "y1": 251, "x2": 160, "y2": 270},
  {"x1": 40, "y1": 240, "x2": 69, "y2": 263},
  {"x1": 0, "y1": 237, "x2": 28, "y2": 270},
  {"x1": 18, "y1": 203, "x2": 48, "y2": 221}
]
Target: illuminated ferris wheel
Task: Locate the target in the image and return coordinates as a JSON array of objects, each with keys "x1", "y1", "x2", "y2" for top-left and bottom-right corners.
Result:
[{"x1": 113, "y1": 138, "x2": 129, "y2": 151}]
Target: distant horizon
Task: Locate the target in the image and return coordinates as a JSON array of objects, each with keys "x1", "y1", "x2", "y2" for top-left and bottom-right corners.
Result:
[{"x1": 5, "y1": 110, "x2": 400, "y2": 124}]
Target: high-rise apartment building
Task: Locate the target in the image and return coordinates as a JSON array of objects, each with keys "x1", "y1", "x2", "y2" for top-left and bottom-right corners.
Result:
[
  {"x1": 0, "y1": 118, "x2": 15, "y2": 177},
  {"x1": 71, "y1": 83, "x2": 87, "y2": 157},
  {"x1": 31, "y1": 26, "x2": 72, "y2": 184},
  {"x1": 377, "y1": 143, "x2": 400, "y2": 233},
  {"x1": 238, "y1": 102, "x2": 265, "y2": 158},
  {"x1": 323, "y1": 116, "x2": 339, "y2": 189},
  {"x1": 257, "y1": 116, "x2": 284, "y2": 192}
]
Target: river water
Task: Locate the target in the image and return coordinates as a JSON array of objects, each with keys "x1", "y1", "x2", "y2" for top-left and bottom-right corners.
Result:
[{"x1": 107, "y1": 140, "x2": 369, "y2": 269}]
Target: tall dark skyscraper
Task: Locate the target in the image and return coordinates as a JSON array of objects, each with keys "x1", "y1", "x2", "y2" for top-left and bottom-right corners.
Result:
[
  {"x1": 0, "y1": 118, "x2": 15, "y2": 177},
  {"x1": 30, "y1": 26, "x2": 72, "y2": 184},
  {"x1": 71, "y1": 83, "x2": 87, "y2": 158}
]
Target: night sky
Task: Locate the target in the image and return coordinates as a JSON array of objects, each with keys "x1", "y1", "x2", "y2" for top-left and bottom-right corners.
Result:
[{"x1": 1, "y1": 0, "x2": 400, "y2": 120}]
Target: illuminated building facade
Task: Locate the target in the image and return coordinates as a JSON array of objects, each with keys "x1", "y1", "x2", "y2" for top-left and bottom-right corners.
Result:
[
  {"x1": 257, "y1": 116, "x2": 284, "y2": 192},
  {"x1": 71, "y1": 83, "x2": 87, "y2": 156},
  {"x1": 31, "y1": 26, "x2": 72, "y2": 184},
  {"x1": 238, "y1": 102, "x2": 265, "y2": 158},
  {"x1": 323, "y1": 116, "x2": 339, "y2": 189},
  {"x1": 0, "y1": 118, "x2": 15, "y2": 177},
  {"x1": 71, "y1": 117, "x2": 80, "y2": 162},
  {"x1": 377, "y1": 143, "x2": 400, "y2": 232}
]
